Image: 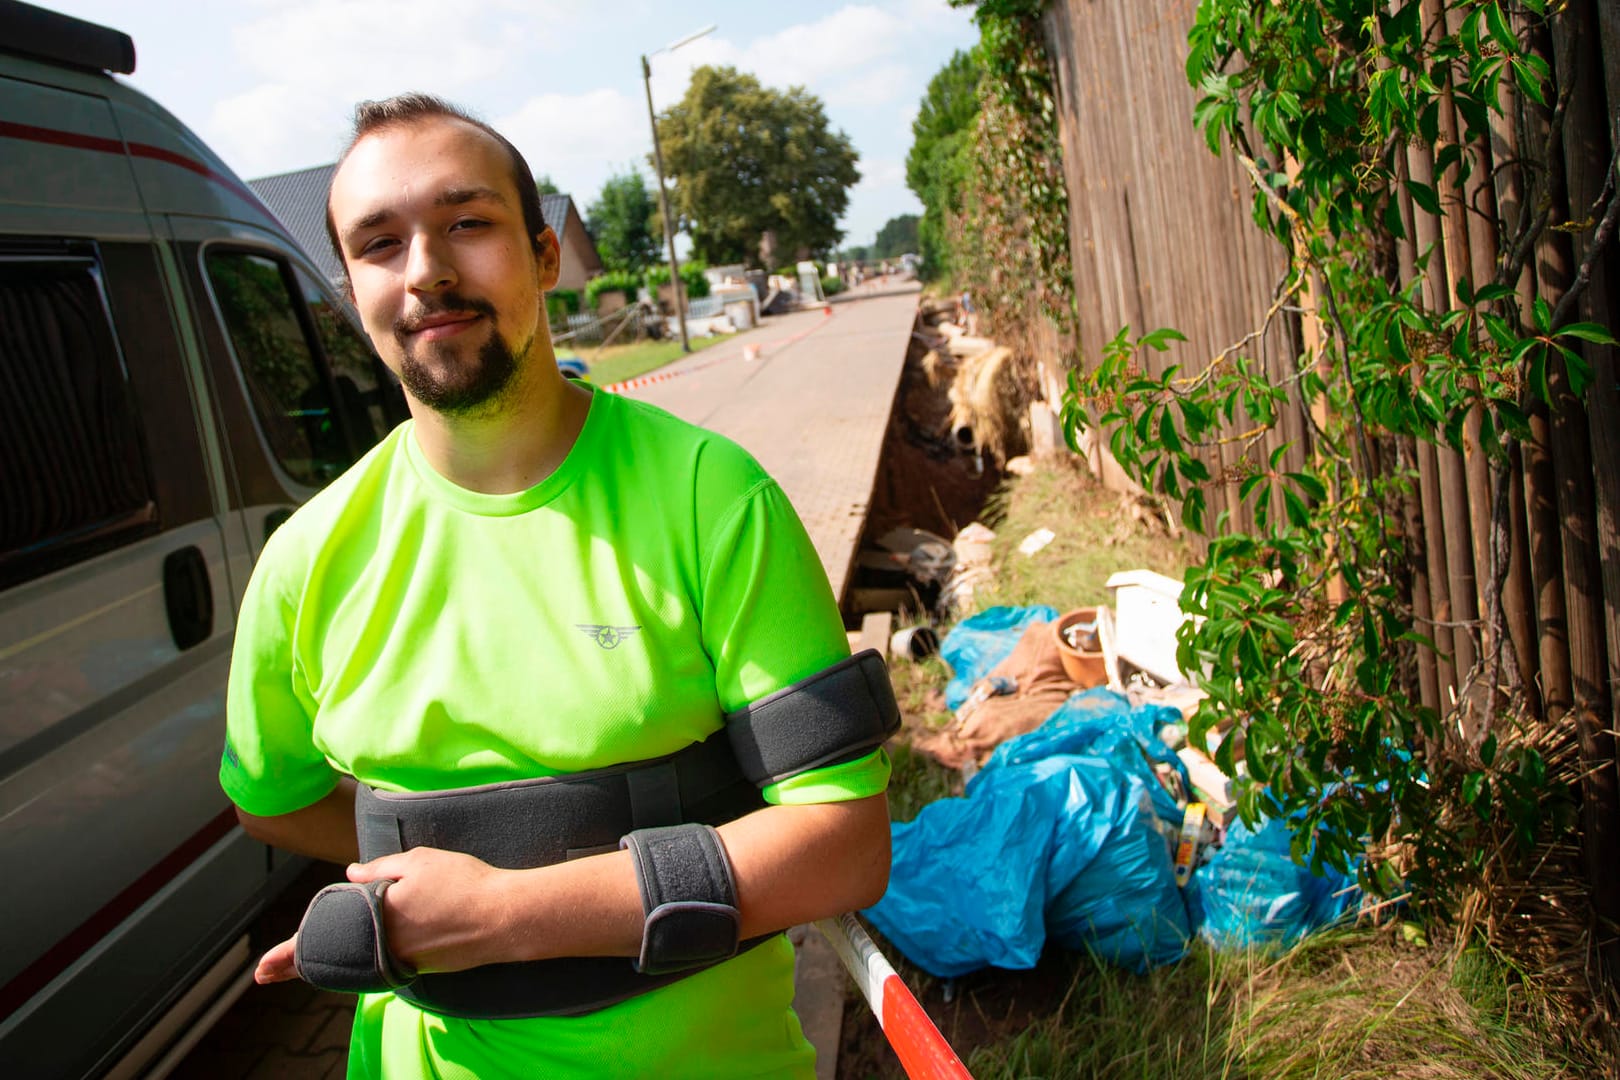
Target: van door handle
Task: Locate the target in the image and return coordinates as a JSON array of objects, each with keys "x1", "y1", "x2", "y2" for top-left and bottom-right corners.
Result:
[{"x1": 163, "y1": 546, "x2": 214, "y2": 651}]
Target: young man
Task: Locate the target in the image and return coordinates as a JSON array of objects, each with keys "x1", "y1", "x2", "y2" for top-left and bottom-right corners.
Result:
[{"x1": 220, "y1": 94, "x2": 892, "y2": 1078}]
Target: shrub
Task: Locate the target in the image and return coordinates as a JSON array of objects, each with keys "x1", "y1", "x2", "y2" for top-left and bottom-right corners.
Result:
[
  {"x1": 643, "y1": 262, "x2": 710, "y2": 299},
  {"x1": 544, "y1": 289, "x2": 581, "y2": 324},
  {"x1": 585, "y1": 270, "x2": 639, "y2": 311},
  {"x1": 821, "y1": 275, "x2": 843, "y2": 296}
]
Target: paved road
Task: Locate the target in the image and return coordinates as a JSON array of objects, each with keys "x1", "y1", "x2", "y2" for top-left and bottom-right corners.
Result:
[{"x1": 621, "y1": 283, "x2": 920, "y2": 601}]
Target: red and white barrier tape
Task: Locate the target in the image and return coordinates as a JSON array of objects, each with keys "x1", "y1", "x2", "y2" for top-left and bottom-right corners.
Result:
[
  {"x1": 601, "y1": 306, "x2": 834, "y2": 395},
  {"x1": 816, "y1": 913, "x2": 973, "y2": 1079}
]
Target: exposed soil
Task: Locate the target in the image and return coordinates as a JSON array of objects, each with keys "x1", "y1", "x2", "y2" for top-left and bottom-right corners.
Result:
[
  {"x1": 860, "y1": 313, "x2": 1006, "y2": 546},
  {"x1": 838, "y1": 946, "x2": 1081, "y2": 1079}
]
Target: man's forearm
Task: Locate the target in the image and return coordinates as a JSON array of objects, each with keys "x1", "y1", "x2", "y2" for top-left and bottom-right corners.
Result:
[
  {"x1": 503, "y1": 792, "x2": 891, "y2": 961},
  {"x1": 254, "y1": 790, "x2": 891, "y2": 981},
  {"x1": 236, "y1": 778, "x2": 360, "y2": 865}
]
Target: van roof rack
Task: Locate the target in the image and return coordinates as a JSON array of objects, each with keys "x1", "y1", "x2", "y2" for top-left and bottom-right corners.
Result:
[{"x1": 0, "y1": 1, "x2": 136, "y2": 75}]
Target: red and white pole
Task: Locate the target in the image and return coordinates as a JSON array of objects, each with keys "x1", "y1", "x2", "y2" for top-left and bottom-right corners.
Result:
[{"x1": 815, "y1": 913, "x2": 974, "y2": 1080}]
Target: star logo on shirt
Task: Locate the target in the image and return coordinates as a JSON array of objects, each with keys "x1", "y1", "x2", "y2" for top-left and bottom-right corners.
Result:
[{"x1": 577, "y1": 624, "x2": 641, "y2": 650}]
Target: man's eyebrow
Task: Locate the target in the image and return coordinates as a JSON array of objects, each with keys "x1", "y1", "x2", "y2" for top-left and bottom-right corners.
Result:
[
  {"x1": 343, "y1": 188, "x2": 510, "y2": 238},
  {"x1": 434, "y1": 186, "x2": 509, "y2": 208}
]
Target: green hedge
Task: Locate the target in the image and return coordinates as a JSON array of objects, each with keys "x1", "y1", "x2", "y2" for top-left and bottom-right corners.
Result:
[
  {"x1": 545, "y1": 289, "x2": 581, "y2": 324},
  {"x1": 821, "y1": 275, "x2": 844, "y2": 296},
  {"x1": 586, "y1": 270, "x2": 639, "y2": 311},
  {"x1": 643, "y1": 262, "x2": 710, "y2": 299}
]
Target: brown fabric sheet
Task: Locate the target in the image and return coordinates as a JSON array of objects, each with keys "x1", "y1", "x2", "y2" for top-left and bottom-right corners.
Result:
[{"x1": 913, "y1": 621, "x2": 1103, "y2": 769}]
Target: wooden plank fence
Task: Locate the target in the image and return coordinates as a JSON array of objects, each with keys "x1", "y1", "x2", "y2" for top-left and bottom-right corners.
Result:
[{"x1": 1035, "y1": 0, "x2": 1620, "y2": 989}]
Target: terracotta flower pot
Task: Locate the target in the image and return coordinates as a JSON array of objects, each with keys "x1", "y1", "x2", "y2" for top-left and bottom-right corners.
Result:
[{"x1": 1053, "y1": 607, "x2": 1107, "y2": 686}]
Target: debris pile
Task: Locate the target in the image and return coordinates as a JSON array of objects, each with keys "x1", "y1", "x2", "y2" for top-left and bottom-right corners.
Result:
[{"x1": 870, "y1": 582, "x2": 1361, "y2": 978}]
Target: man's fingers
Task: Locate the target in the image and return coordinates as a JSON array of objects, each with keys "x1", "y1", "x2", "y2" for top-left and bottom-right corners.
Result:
[
  {"x1": 347, "y1": 855, "x2": 404, "y2": 883},
  {"x1": 255, "y1": 935, "x2": 299, "y2": 984}
]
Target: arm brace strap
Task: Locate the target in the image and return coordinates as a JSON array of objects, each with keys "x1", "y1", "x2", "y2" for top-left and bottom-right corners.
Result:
[
  {"x1": 293, "y1": 880, "x2": 417, "y2": 993},
  {"x1": 621, "y1": 823, "x2": 741, "y2": 975},
  {"x1": 724, "y1": 649, "x2": 901, "y2": 788}
]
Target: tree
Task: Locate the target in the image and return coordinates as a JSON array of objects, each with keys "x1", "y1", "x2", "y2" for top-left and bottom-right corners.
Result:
[
  {"x1": 906, "y1": 49, "x2": 981, "y2": 281},
  {"x1": 871, "y1": 214, "x2": 919, "y2": 259},
  {"x1": 656, "y1": 66, "x2": 860, "y2": 266},
  {"x1": 585, "y1": 168, "x2": 660, "y2": 275},
  {"x1": 535, "y1": 174, "x2": 561, "y2": 196}
]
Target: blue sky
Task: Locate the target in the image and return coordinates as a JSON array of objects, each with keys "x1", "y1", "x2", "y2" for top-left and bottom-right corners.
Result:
[{"x1": 46, "y1": 0, "x2": 978, "y2": 250}]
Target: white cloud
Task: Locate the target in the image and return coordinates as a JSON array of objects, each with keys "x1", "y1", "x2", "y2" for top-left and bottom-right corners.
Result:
[
  {"x1": 208, "y1": 82, "x2": 351, "y2": 177},
  {"x1": 740, "y1": 6, "x2": 910, "y2": 88},
  {"x1": 824, "y1": 63, "x2": 911, "y2": 108},
  {"x1": 229, "y1": 0, "x2": 547, "y2": 90},
  {"x1": 854, "y1": 156, "x2": 907, "y2": 194},
  {"x1": 494, "y1": 88, "x2": 649, "y2": 204},
  {"x1": 646, "y1": 5, "x2": 917, "y2": 106}
]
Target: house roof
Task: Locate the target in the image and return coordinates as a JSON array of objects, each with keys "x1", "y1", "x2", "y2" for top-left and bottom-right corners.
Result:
[
  {"x1": 540, "y1": 193, "x2": 573, "y2": 236},
  {"x1": 248, "y1": 163, "x2": 342, "y2": 283}
]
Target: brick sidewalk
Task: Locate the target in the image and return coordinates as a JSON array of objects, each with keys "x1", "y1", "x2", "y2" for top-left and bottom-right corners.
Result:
[{"x1": 171, "y1": 862, "x2": 354, "y2": 1079}]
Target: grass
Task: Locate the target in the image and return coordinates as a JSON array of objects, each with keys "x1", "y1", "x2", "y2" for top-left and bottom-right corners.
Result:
[
  {"x1": 578, "y1": 332, "x2": 731, "y2": 386},
  {"x1": 972, "y1": 456, "x2": 1194, "y2": 612},
  {"x1": 853, "y1": 457, "x2": 1604, "y2": 1080},
  {"x1": 905, "y1": 929, "x2": 1592, "y2": 1080}
]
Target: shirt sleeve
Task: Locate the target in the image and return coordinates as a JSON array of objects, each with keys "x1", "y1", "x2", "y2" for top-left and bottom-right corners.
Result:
[
  {"x1": 698, "y1": 472, "x2": 890, "y2": 806},
  {"x1": 219, "y1": 539, "x2": 343, "y2": 817}
]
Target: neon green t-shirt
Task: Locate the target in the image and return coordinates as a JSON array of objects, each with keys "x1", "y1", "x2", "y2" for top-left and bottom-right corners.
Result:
[{"x1": 221, "y1": 387, "x2": 889, "y2": 1079}]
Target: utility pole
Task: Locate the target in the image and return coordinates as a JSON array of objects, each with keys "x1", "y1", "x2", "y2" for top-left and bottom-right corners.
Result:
[{"x1": 641, "y1": 25, "x2": 714, "y2": 354}]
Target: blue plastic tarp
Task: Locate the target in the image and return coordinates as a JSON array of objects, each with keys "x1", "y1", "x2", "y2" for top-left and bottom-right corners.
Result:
[
  {"x1": 867, "y1": 689, "x2": 1192, "y2": 977},
  {"x1": 884, "y1": 604, "x2": 1361, "y2": 972},
  {"x1": 940, "y1": 605, "x2": 1059, "y2": 710},
  {"x1": 1195, "y1": 815, "x2": 1361, "y2": 950}
]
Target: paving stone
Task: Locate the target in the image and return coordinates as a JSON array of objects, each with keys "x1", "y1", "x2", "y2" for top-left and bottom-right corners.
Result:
[
  {"x1": 244, "y1": 1046, "x2": 344, "y2": 1079},
  {"x1": 167, "y1": 1044, "x2": 268, "y2": 1079},
  {"x1": 308, "y1": 1007, "x2": 357, "y2": 1055}
]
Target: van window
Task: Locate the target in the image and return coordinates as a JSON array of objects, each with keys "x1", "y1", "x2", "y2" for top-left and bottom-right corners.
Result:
[
  {"x1": 295, "y1": 268, "x2": 405, "y2": 448},
  {"x1": 206, "y1": 251, "x2": 351, "y2": 487},
  {"x1": 0, "y1": 253, "x2": 157, "y2": 589}
]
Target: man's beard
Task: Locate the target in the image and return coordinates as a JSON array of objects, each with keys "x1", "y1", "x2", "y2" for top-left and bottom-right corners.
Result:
[{"x1": 394, "y1": 295, "x2": 529, "y2": 416}]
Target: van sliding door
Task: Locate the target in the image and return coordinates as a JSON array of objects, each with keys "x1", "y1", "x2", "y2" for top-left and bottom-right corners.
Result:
[{"x1": 0, "y1": 240, "x2": 262, "y2": 1079}]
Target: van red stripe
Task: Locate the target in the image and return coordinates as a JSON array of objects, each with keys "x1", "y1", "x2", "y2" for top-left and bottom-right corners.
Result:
[
  {"x1": 0, "y1": 808, "x2": 239, "y2": 1020},
  {"x1": 0, "y1": 119, "x2": 265, "y2": 209}
]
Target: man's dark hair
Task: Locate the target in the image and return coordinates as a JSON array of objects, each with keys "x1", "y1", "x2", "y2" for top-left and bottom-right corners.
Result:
[{"x1": 323, "y1": 92, "x2": 549, "y2": 281}]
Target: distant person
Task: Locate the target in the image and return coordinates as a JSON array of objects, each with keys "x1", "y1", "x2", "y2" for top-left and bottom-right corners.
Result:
[
  {"x1": 960, "y1": 289, "x2": 978, "y2": 335},
  {"x1": 220, "y1": 92, "x2": 893, "y2": 1079}
]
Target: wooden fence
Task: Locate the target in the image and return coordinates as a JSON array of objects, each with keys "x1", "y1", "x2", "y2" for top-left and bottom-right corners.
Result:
[{"x1": 1035, "y1": 0, "x2": 1620, "y2": 990}]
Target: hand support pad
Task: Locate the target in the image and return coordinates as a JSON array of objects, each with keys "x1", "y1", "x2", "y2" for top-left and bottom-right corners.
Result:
[
  {"x1": 620, "y1": 824, "x2": 741, "y2": 976},
  {"x1": 293, "y1": 880, "x2": 418, "y2": 993}
]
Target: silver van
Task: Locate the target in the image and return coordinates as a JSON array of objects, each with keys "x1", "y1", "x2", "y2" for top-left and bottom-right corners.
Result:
[{"x1": 0, "y1": 3, "x2": 406, "y2": 1075}]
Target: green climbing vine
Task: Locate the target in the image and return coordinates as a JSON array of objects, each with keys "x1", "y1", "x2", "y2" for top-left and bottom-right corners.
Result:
[
  {"x1": 1063, "y1": 0, "x2": 1615, "y2": 901},
  {"x1": 924, "y1": 1, "x2": 1075, "y2": 350}
]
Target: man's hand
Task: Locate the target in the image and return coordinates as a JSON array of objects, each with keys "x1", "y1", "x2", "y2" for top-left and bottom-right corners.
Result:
[
  {"x1": 254, "y1": 848, "x2": 521, "y2": 984},
  {"x1": 253, "y1": 793, "x2": 891, "y2": 987}
]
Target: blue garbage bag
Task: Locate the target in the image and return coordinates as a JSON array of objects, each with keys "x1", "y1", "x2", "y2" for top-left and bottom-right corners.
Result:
[
  {"x1": 940, "y1": 605, "x2": 1059, "y2": 710},
  {"x1": 866, "y1": 692, "x2": 1192, "y2": 977},
  {"x1": 978, "y1": 688, "x2": 1188, "y2": 824},
  {"x1": 1197, "y1": 814, "x2": 1361, "y2": 950}
]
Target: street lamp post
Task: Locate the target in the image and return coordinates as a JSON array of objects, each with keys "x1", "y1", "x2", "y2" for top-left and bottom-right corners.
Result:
[{"x1": 641, "y1": 24, "x2": 714, "y2": 354}]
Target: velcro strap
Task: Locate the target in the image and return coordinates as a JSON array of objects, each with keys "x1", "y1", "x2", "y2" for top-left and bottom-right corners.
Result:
[
  {"x1": 724, "y1": 649, "x2": 901, "y2": 787},
  {"x1": 620, "y1": 824, "x2": 740, "y2": 976},
  {"x1": 293, "y1": 880, "x2": 417, "y2": 993}
]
